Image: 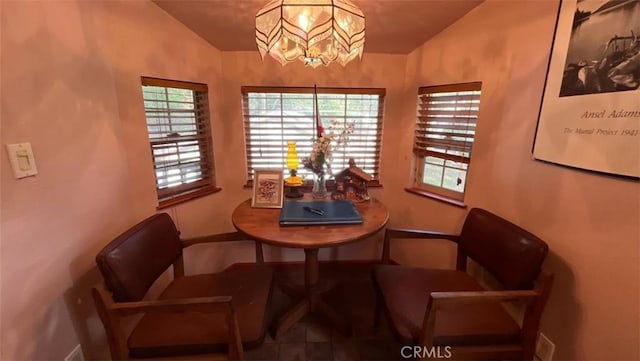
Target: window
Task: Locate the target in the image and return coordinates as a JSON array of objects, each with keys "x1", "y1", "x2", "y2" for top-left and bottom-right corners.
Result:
[
  {"x1": 241, "y1": 86, "x2": 384, "y2": 184},
  {"x1": 412, "y1": 82, "x2": 482, "y2": 202},
  {"x1": 141, "y1": 77, "x2": 217, "y2": 208}
]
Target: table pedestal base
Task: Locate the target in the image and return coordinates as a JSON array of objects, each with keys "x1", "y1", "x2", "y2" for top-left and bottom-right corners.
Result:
[{"x1": 272, "y1": 248, "x2": 352, "y2": 339}]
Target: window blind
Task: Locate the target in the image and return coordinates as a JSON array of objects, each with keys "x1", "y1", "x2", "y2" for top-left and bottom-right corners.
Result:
[
  {"x1": 241, "y1": 86, "x2": 384, "y2": 182},
  {"x1": 414, "y1": 83, "x2": 481, "y2": 165},
  {"x1": 141, "y1": 77, "x2": 214, "y2": 202}
]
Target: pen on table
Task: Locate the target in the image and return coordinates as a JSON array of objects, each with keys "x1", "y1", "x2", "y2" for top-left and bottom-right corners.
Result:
[{"x1": 303, "y1": 206, "x2": 324, "y2": 216}]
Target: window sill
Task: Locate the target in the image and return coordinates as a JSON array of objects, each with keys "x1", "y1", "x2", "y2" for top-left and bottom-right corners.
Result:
[
  {"x1": 157, "y1": 186, "x2": 222, "y2": 210},
  {"x1": 404, "y1": 187, "x2": 467, "y2": 209}
]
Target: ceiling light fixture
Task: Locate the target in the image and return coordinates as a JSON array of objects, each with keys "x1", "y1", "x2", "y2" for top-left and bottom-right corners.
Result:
[{"x1": 256, "y1": 0, "x2": 365, "y2": 68}]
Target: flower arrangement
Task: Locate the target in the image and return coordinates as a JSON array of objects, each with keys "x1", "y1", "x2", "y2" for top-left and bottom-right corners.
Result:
[{"x1": 303, "y1": 119, "x2": 355, "y2": 177}]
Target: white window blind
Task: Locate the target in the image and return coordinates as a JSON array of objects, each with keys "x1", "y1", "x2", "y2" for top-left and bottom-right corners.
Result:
[
  {"x1": 241, "y1": 86, "x2": 384, "y2": 183},
  {"x1": 414, "y1": 82, "x2": 481, "y2": 197},
  {"x1": 141, "y1": 77, "x2": 215, "y2": 204}
]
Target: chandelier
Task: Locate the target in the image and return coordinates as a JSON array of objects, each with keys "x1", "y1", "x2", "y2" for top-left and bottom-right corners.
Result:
[{"x1": 255, "y1": 0, "x2": 365, "y2": 68}]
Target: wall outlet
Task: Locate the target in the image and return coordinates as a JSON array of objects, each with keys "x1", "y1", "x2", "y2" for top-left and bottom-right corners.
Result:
[
  {"x1": 64, "y1": 344, "x2": 85, "y2": 361},
  {"x1": 535, "y1": 333, "x2": 555, "y2": 361}
]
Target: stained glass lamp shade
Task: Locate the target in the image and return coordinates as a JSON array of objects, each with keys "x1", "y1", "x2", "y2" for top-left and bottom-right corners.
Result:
[{"x1": 256, "y1": 0, "x2": 365, "y2": 68}]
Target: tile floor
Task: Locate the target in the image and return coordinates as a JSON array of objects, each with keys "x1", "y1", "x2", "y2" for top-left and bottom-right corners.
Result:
[{"x1": 243, "y1": 263, "x2": 404, "y2": 361}]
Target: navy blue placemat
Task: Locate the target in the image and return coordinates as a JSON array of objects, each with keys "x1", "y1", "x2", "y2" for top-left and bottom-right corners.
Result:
[{"x1": 279, "y1": 200, "x2": 363, "y2": 226}]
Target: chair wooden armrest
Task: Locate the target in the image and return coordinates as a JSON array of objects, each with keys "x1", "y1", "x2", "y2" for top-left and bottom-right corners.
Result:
[
  {"x1": 419, "y1": 289, "x2": 540, "y2": 352},
  {"x1": 382, "y1": 228, "x2": 460, "y2": 264},
  {"x1": 92, "y1": 284, "x2": 244, "y2": 360},
  {"x1": 181, "y1": 231, "x2": 265, "y2": 266},
  {"x1": 429, "y1": 290, "x2": 539, "y2": 308},
  {"x1": 181, "y1": 231, "x2": 251, "y2": 247},
  {"x1": 111, "y1": 296, "x2": 235, "y2": 316},
  {"x1": 418, "y1": 271, "x2": 553, "y2": 360}
]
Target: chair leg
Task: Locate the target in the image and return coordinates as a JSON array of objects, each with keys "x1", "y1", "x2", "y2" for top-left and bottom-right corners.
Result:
[
  {"x1": 227, "y1": 309, "x2": 244, "y2": 361},
  {"x1": 371, "y1": 270, "x2": 384, "y2": 330},
  {"x1": 92, "y1": 286, "x2": 129, "y2": 360}
]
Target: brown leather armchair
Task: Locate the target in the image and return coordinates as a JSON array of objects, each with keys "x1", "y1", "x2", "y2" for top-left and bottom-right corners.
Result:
[
  {"x1": 373, "y1": 208, "x2": 553, "y2": 361},
  {"x1": 92, "y1": 213, "x2": 273, "y2": 360}
]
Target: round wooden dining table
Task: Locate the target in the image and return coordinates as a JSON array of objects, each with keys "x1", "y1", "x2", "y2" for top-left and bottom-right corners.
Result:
[{"x1": 231, "y1": 197, "x2": 389, "y2": 338}]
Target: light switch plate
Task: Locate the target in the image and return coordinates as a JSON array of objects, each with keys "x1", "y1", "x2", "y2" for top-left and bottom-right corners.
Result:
[{"x1": 6, "y1": 143, "x2": 38, "y2": 179}]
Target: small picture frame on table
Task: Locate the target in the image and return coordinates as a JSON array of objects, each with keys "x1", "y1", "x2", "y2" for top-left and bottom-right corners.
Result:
[{"x1": 251, "y1": 169, "x2": 284, "y2": 208}]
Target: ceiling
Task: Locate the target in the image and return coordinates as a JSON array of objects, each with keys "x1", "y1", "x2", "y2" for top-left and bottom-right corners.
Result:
[{"x1": 152, "y1": 0, "x2": 484, "y2": 54}]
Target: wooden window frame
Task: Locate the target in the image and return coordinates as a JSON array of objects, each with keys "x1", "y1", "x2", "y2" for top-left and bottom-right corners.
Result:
[
  {"x1": 408, "y1": 82, "x2": 482, "y2": 206},
  {"x1": 241, "y1": 86, "x2": 385, "y2": 187},
  {"x1": 141, "y1": 77, "x2": 219, "y2": 209}
]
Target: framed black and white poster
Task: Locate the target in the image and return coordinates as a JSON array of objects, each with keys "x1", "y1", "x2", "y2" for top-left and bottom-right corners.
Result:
[{"x1": 533, "y1": 0, "x2": 640, "y2": 178}]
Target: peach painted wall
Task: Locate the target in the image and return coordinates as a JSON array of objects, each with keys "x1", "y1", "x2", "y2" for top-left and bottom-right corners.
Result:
[
  {"x1": 0, "y1": 1, "x2": 224, "y2": 359},
  {"x1": 386, "y1": 1, "x2": 639, "y2": 360}
]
